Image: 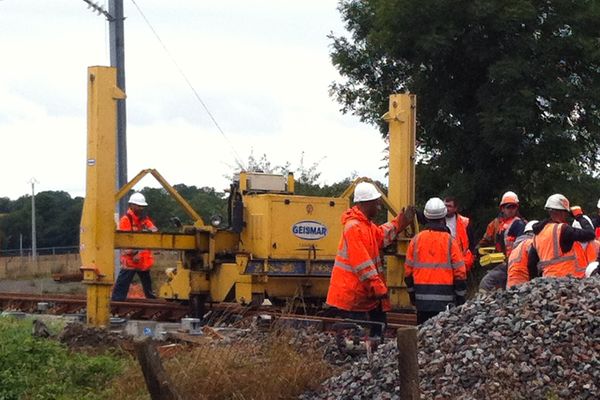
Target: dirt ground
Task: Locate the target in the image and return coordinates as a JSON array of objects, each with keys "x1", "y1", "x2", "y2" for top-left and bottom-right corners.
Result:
[{"x1": 0, "y1": 278, "x2": 84, "y2": 295}]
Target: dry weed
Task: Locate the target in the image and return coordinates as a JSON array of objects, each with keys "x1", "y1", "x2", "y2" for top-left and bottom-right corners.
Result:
[{"x1": 111, "y1": 329, "x2": 335, "y2": 400}]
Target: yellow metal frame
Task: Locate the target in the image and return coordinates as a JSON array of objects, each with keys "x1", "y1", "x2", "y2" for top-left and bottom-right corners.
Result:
[{"x1": 80, "y1": 67, "x2": 126, "y2": 327}]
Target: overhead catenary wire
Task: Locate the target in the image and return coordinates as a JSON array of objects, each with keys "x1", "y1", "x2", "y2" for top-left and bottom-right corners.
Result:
[{"x1": 129, "y1": 0, "x2": 247, "y2": 169}]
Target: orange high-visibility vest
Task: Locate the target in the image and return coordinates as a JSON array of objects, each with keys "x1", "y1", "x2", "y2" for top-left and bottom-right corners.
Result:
[
  {"x1": 119, "y1": 209, "x2": 156, "y2": 271},
  {"x1": 572, "y1": 239, "x2": 599, "y2": 278},
  {"x1": 455, "y1": 214, "x2": 474, "y2": 272},
  {"x1": 326, "y1": 206, "x2": 399, "y2": 312},
  {"x1": 506, "y1": 237, "x2": 533, "y2": 288},
  {"x1": 533, "y1": 223, "x2": 576, "y2": 278},
  {"x1": 405, "y1": 229, "x2": 466, "y2": 312}
]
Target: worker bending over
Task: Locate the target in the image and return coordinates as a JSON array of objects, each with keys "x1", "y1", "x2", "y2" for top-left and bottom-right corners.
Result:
[
  {"x1": 527, "y1": 194, "x2": 595, "y2": 279},
  {"x1": 506, "y1": 220, "x2": 538, "y2": 288},
  {"x1": 111, "y1": 192, "x2": 158, "y2": 301},
  {"x1": 326, "y1": 181, "x2": 415, "y2": 336},
  {"x1": 444, "y1": 196, "x2": 476, "y2": 272},
  {"x1": 405, "y1": 197, "x2": 467, "y2": 324},
  {"x1": 479, "y1": 191, "x2": 525, "y2": 258}
]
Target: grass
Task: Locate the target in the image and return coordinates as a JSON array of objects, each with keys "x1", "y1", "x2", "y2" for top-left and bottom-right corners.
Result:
[
  {"x1": 0, "y1": 316, "x2": 335, "y2": 400},
  {"x1": 0, "y1": 317, "x2": 127, "y2": 400}
]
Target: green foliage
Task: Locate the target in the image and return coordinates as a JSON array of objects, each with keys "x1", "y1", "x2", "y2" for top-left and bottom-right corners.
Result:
[
  {"x1": 330, "y1": 0, "x2": 600, "y2": 227},
  {"x1": 0, "y1": 318, "x2": 124, "y2": 400}
]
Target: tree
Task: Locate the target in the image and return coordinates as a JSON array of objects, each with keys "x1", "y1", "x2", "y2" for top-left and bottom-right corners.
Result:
[{"x1": 330, "y1": 0, "x2": 600, "y2": 229}]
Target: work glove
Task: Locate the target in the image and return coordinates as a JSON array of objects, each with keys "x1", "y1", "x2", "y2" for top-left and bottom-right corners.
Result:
[
  {"x1": 397, "y1": 205, "x2": 416, "y2": 230},
  {"x1": 570, "y1": 206, "x2": 583, "y2": 218}
]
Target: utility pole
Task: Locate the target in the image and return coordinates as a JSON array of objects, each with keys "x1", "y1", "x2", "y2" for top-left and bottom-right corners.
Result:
[
  {"x1": 29, "y1": 178, "x2": 38, "y2": 263},
  {"x1": 109, "y1": 0, "x2": 128, "y2": 216}
]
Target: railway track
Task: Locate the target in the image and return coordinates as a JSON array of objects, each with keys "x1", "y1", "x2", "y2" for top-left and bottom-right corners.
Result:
[{"x1": 0, "y1": 291, "x2": 416, "y2": 329}]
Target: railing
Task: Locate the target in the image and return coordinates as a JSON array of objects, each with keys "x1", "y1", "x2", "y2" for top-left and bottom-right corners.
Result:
[{"x1": 0, "y1": 246, "x2": 79, "y2": 258}]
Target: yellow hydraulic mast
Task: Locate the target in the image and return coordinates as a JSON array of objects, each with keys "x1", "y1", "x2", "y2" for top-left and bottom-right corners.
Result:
[
  {"x1": 80, "y1": 66, "x2": 126, "y2": 327},
  {"x1": 383, "y1": 94, "x2": 416, "y2": 309}
]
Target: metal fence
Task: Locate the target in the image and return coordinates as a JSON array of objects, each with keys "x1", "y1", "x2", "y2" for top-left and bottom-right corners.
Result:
[{"x1": 0, "y1": 246, "x2": 79, "y2": 258}]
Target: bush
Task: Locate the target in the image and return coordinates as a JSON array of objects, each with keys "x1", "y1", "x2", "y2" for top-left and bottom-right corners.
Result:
[{"x1": 0, "y1": 318, "x2": 125, "y2": 400}]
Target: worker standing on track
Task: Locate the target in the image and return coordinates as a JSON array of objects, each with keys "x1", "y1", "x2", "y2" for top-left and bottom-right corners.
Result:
[
  {"x1": 405, "y1": 197, "x2": 467, "y2": 324},
  {"x1": 111, "y1": 192, "x2": 158, "y2": 301},
  {"x1": 326, "y1": 181, "x2": 415, "y2": 336},
  {"x1": 444, "y1": 196, "x2": 476, "y2": 272},
  {"x1": 478, "y1": 191, "x2": 526, "y2": 258},
  {"x1": 527, "y1": 194, "x2": 595, "y2": 279},
  {"x1": 506, "y1": 220, "x2": 538, "y2": 288}
]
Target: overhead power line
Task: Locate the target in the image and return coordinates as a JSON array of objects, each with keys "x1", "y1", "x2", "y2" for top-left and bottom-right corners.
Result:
[{"x1": 129, "y1": 0, "x2": 246, "y2": 169}]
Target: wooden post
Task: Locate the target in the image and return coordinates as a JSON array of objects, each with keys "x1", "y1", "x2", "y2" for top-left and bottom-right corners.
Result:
[
  {"x1": 134, "y1": 337, "x2": 182, "y2": 400},
  {"x1": 397, "y1": 326, "x2": 420, "y2": 400}
]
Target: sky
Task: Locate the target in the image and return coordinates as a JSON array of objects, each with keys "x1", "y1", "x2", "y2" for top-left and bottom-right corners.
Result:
[{"x1": 0, "y1": 0, "x2": 388, "y2": 200}]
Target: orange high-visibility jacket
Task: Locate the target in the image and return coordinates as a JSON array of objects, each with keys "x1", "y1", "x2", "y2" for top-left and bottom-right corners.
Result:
[
  {"x1": 573, "y1": 240, "x2": 599, "y2": 278},
  {"x1": 455, "y1": 214, "x2": 474, "y2": 272},
  {"x1": 533, "y1": 223, "x2": 577, "y2": 278},
  {"x1": 404, "y1": 226, "x2": 467, "y2": 312},
  {"x1": 326, "y1": 206, "x2": 399, "y2": 312},
  {"x1": 480, "y1": 216, "x2": 523, "y2": 257},
  {"x1": 119, "y1": 208, "x2": 157, "y2": 271},
  {"x1": 506, "y1": 236, "x2": 533, "y2": 288}
]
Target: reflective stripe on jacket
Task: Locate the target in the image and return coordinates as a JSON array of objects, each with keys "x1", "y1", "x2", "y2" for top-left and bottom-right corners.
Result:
[
  {"x1": 506, "y1": 237, "x2": 532, "y2": 288},
  {"x1": 456, "y1": 214, "x2": 474, "y2": 272},
  {"x1": 573, "y1": 239, "x2": 599, "y2": 278},
  {"x1": 404, "y1": 228, "x2": 466, "y2": 312},
  {"x1": 119, "y1": 208, "x2": 156, "y2": 271},
  {"x1": 533, "y1": 223, "x2": 576, "y2": 278},
  {"x1": 326, "y1": 206, "x2": 399, "y2": 312}
]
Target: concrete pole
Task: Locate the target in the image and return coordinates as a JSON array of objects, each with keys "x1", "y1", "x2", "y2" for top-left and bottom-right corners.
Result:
[
  {"x1": 109, "y1": 0, "x2": 127, "y2": 217},
  {"x1": 29, "y1": 178, "x2": 38, "y2": 264}
]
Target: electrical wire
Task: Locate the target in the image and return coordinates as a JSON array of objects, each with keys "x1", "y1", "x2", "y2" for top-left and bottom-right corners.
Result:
[{"x1": 129, "y1": 0, "x2": 246, "y2": 169}]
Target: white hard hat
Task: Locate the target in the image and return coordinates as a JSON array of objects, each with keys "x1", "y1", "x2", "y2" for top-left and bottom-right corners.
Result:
[
  {"x1": 572, "y1": 215, "x2": 593, "y2": 230},
  {"x1": 353, "y1": 182, "x2": 381, "y2": 203},
  {"x1": 597, "y1": 198, "x2": 600, "y2": 209},
  {"x1": 500, "y1": 191, "x2": 519, "y2": 207},
  {"x1": 544, "y1": 194, "x2": 570, "y2": 211},
  {"x1": 129, "y1": 192, "x2": 148, "y2": 206},
  {"x1": 524, "y1": 220, "x2": 539, "y2": 233},
  {"x1": 585, "y1": 261, "x2": 599, "y2": 278},
  {"x1": 424, "y1": 197, "x2": 447, "y2": 220}
]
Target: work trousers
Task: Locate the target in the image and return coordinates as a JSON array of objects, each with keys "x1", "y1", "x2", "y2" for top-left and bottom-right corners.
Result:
[
  {"x1": 417, "y1": 310, "x2": 441, "y2": 325},
  {"x1": 333, "y1": 304, "x2": 387, "y2": 337},
  {"x1": 111, "y1": 268, "x2": 156, "y2": 301}
]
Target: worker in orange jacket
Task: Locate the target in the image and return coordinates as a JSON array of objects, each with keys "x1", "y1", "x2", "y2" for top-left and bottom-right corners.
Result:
[
  {"x1": 506, "y1": 220, "x2": 538, "y2": 288},
  {"x1": 571, "y1": 216, "x2": 599, "y2": 278},
  {"x1": 527, "y1": 194, "x2": 595, "y2": 279},
  {"x1": 111, "y1": 192, "x2": 158, "y2": 301},
  {"x1": 478, "y1": 191, "x2": 526, "y2": 258},
  {"x1": 444, "y1": 196, "x2": 475, "y2": 272},
  {"x1": 405, "y1": 197, "x2": 467, "y2": 324},
  {"x1": 326, "y1": 181, "x2": 415, "y2": 336}
]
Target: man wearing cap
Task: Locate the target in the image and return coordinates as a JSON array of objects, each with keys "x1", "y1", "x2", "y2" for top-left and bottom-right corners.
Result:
[
  {"x1": 326, "y1": 181, "x2": 415, "y2": 335},
  {"x1": 478, "y1": 191, "x2": 526, "y2": 258},
  {"x1": 527, "y1": 194, "x2": 595, "y2": 279},
  {"x1": 404, "y1": 197, "x2": 467, "y2": 324},
  {"x1": 111, "y1": 192, "x2": 159, "y2": 301}
]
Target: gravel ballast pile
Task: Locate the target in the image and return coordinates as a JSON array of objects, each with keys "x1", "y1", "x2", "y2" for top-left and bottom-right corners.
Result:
[{"x1": 302, "y1": 277, "x2": 600, "y2": 400}]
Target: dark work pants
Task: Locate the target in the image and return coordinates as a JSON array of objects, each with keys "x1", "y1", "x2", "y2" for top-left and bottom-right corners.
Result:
[
  {"x1": 417, "y1": 310, "x2": 441, "y2": 325},
  {"x1": 111, "y1": 268, "x2": 156, "y2": 301},
  {"x1": 334, "y1": 304, "x2": 387, "y2": 337}
]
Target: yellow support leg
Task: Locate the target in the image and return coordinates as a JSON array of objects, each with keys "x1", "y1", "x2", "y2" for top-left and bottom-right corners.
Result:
[{"x1": 80, "y1": 66, "x2": 126, "y2": 327}]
